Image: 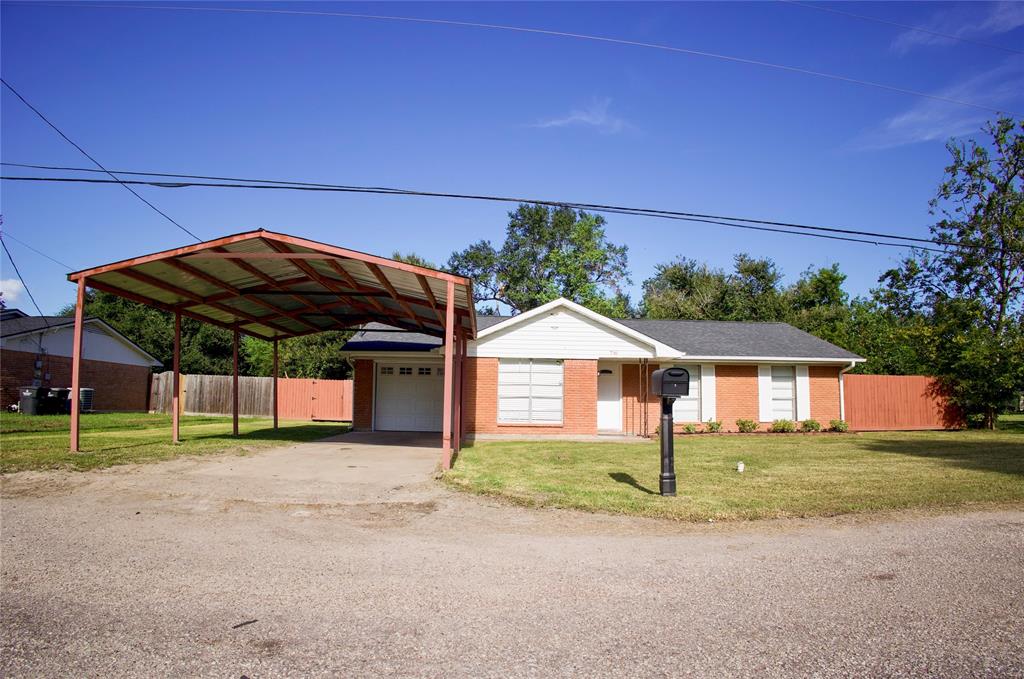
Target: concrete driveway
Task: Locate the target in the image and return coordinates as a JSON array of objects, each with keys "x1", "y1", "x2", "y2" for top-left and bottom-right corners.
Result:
[{"x1": 2, "y1": 434, "x2": 1022, "y2": 678}]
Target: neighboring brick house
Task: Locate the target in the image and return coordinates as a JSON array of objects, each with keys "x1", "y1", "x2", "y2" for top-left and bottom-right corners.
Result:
[
  {"x1": 341, "y1": 298, "x2": 863, "y2": 437},
  {"x1": 0, "y1": 309, "x2": 162, "y2": 411}
]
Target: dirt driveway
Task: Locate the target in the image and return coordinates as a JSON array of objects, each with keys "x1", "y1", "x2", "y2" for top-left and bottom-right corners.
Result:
[{"x1": 2, "y1": 433, "x2": 1023, "y2": 678}]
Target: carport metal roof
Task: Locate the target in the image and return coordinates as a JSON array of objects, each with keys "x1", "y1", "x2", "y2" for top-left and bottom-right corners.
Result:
[{"x1": 67, "y1": 229, "x2": 477, "y2": 341}]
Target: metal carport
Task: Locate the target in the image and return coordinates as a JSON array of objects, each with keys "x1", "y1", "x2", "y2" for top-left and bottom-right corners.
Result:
[{"x1": 65, "y1": 229, "x2": 476, "y2": 468}]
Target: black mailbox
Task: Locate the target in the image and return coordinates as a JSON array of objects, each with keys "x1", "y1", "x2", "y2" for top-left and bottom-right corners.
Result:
[{"x1": 651, "y1": 367, "x2": 690, "y2": 398}]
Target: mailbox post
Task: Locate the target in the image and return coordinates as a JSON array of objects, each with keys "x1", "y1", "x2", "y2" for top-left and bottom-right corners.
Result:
[{"x1": 650, "y1": 367, "x2": 690, "y2": 497}]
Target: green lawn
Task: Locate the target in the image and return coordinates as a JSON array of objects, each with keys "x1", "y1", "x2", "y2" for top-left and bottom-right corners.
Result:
[
  {"x1": 0, "y1": 411, "x2": 349, "y2": 473},
  {"x1": 445, "y1": 416, "x2": 1024, "y2": 522}
]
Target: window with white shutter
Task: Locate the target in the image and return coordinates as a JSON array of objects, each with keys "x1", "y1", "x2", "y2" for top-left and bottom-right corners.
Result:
[
  {"x1": 498, "y1": 359, "x2": 563, "y2": 424},
  {"x1": 770, "y1": 366, "x2": 796, "y2": 420}
]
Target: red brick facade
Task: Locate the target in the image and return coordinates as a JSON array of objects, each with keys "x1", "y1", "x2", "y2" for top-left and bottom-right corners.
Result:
[
  {"x1": 809, "y1": 365, "x2": 842, "y2": 424},
  {"x1": 351, "y1": 356, "x2": 844, "y2": 436},
  {"x1": 464, "y1": 357, "x2": 598, "y2": 435},
  {"x1": 715, "y1": 364, "x2": 762, "y2": 431},
  {"x1": 1, "y1": 349, "x2": 151, "y2": 412},
  {"x1": 352, "y1": 359, "x2": 375, "y2": 431}
]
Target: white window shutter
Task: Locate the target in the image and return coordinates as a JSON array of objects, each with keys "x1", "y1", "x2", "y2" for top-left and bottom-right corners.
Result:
[
  {"x1": 796, "y1": 365, "x2": 811, "y2": 421},
  {"x1": 757, "y1": 365, "x2": 773, "y2": 422},
  {"x1": 700, "y1": 364, "x2": 716, "y2": 422}
]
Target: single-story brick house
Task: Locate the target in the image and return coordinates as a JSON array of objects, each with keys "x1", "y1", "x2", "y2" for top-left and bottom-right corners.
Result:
[
  {"x1": 0, "y1": 308, "x2": 162, "y2": 411},
  {"x1": 341, "y1": 297, "x2": 864, "y2": 437}
]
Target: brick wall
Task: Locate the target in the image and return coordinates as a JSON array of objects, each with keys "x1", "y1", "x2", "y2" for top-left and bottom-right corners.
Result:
[
  {"x1": 464, "y1": 357, "x2": 598, "y2": 435},
  {"x1": 1, "y1": 349, "x2": 151, "y2": 411},
  {"x1": 351, "y1": 359, "x2": 374, "y2": 431},
  {"x1": 621, "y1": 362, "x2": 660, "y2": 435},
  {"x1": 809, "y1": 366, "x2": 842, "y2": 424},
  {"x1": 713, "y1": 364, "x2": 762, "y2": 432}
]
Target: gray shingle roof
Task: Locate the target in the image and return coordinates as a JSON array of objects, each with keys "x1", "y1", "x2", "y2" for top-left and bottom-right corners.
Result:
[
  {"x1": 0, "y1": 315, "x2": 79, "y2": 338},
  {"x1": 618, "y1": 319, "x2": 861, "y2": 360},
  {"x1": 342, "y1": 315, "x2": 861, "y2": 360}
]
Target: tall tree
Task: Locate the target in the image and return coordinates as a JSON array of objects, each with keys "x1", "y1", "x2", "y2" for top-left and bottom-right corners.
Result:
[
  {"x1": 642, "y1": 254, "x2": 787, "y2": 321},
  {"x1": 448, "y1": 204, "x2": 631, "y2": 316},
  {"x1": 243, "y1": 332, "x2": 353, "y2": 380},
  {"x1": 877, "y1": 117, "x2": 1024, "y2": 427}
]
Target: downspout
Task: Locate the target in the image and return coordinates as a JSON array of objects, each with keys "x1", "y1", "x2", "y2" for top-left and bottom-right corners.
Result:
[{"x1": 839, "y1": 360, "x2": 856, "y2": 421}]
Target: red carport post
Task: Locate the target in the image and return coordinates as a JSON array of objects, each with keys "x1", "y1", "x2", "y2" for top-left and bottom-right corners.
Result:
[
  {"x1": 441, "y1": 279, "x2": 456, "y2": 468},
  {"x1": 454, "y1": 326, "x2": 464, "y2": 453},
  {"x1": 172, "y1": 311, "x2": 181, "y2": 444},
  {"x1": 272, "y1": 339, "x2": 279, "y2": 430},
  {"x1": 69, "y1": 278, "x2": 86, "y2": 453},
  {"x1": 232, "y1": 329, "x2": 240, "y2": 436}
]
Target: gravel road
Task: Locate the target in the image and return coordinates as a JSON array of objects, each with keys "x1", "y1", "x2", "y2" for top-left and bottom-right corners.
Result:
[{"x1": 2, "y1": 437, "x2": 1022, "y2": 678}]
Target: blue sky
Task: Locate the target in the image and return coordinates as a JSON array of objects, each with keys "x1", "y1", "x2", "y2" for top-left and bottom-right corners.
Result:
[{"x1": 2, "y1": 1, "x2": 1022, "y2": 315}]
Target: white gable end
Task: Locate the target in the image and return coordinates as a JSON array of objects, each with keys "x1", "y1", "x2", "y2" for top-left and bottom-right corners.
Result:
[
  {"x1": 1, "y1": 322, "x2": 161, "y2": 367},
  {"x1": 470, "y1": 307, "x2": 657, "y2": 359}
]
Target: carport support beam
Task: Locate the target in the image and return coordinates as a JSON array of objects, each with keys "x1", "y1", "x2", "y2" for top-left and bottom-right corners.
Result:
[
  {"x1": 454, "y1": 326, "x2": 464, "y2": 453},
  {"x1": 172, "y1": 311, "x2": 181, "y2": 444},
  {"x1": 441, "y1": 279, "x2": 455, "y2": 469},
  {"x1": 232, "y1": 329, "x2": 240, "y2": 436},
  {"x1": 69, "y1": 278, "x2": 86, "y2": 453},
  {"x1": 272, "y1": 339, "x2": 279, "y2": 429}
]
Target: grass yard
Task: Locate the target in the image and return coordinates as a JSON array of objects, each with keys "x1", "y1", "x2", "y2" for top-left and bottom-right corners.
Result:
[
  {"x1": 445, "y1": 416, "x2": 1024, "y2": 522},
  {"x1": 0, "y1": 411, "x2": 349, "y2": 473}
]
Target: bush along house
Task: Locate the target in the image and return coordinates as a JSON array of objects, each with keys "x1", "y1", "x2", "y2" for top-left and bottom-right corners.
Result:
[{"x1": 341, "y1": 297, "x2": 864, "y2": 438}]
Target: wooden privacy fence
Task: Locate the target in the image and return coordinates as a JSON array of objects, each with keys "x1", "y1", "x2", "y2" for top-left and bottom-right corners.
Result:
[
  {"x1": 149, "y1": 372, "x2": 352, "y2": 421},
  {"x1": 844, "y1": 374, "x2": 961, "y2": 431}
]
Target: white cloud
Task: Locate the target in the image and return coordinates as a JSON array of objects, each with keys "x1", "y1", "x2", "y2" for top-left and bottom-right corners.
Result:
[
  {"x1": 892, "y1": 2, "x2": 1024, "y2": 54},
  {"x1": 0, "y1": 278, "x2": 25, "y2": 305},
  {"x1": 850, "y1": 58, "x2": 1024, "y2": 151},
  {"x1": 532, "y1": 98, "x2": 633, "y2": 134}
]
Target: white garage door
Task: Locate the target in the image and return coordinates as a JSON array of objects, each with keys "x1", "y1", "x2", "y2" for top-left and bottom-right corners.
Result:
[{"x1": 374, "y1": 363, "x2": 444, "y2": 432}]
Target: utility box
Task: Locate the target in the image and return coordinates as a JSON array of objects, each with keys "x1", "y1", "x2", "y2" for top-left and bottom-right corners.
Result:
[{"x1": 650, "y1": 367, "x2": 690, "y2": 398}]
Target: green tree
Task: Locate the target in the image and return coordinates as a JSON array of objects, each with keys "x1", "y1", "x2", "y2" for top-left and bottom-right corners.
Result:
[
  {"x1": 642, "y1": 254, "x2": 787, "y2": 321},
  {"x1": 877, "y1": 117, "x2": 1024, "y2": 427},
  {"x1": 391, "y1": 251, "x2": 440, "y2": 269},
  {"x1": 447, "y1": 203, "x2": 631, "y2": 316},
  {"x1": 243, "y1": 332, "x2": 353, "y2": 379}
]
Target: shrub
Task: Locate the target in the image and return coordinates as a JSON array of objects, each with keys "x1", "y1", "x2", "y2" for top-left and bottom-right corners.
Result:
[
  {"x1": 682, "y1": 423, "x2": 698, "y2": 434},
  {"x1": 800, "y1": 419, "x2": 822, "y2": 432},
  {"x1": 829, "y1": 419, "x2": 849, "y2": 433},
  {"x1": 736, "y1": 419, "x2": 758, "y2": 433},
  {"x1": 705, "y1": 419, "x2": 723, "y2": 433},
  {"x1": 770, "y1": 419, "x2": 796, "y2": 433}
]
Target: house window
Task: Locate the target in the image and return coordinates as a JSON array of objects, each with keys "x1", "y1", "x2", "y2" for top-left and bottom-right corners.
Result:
[
  {"x1": 498, "y1": 359, "x2": 563, "y2": 424},
  {"x1": 399, "y1": 367, "x2": 413, "y2": 376},
  {"x1": 418, "y1": 367, "x2": 431, "y2": 376},
  {"x1": 770, "y1": 366, "x2": 796, "y2": 420},
  {"x1": 663, "y1": 364, "x2": 700, "y2": 422},
  {"x1": 380, "y1": 366, "x2": 394, "y2": 376}
]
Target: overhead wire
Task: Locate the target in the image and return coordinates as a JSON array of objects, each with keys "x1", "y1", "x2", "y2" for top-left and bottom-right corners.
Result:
[
  {"x1": 18, "y1": 2, "x2": 1020, "y2": 116},
  {"x1": 0, "y1": 173, "x2": 956, "y2": 254},
  {"x1": 1, "y1": 79, "x2": 202, "y2": 241},
  {"x1": 1, "y1": 162, "x2": 1003, "y2": 253}
]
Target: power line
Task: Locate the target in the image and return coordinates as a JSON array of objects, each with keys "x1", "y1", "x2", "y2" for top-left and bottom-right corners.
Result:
[
  {"x1": 1, "y1": 234, "x2": 52, "y2": 323},
  {"x1": 22, "y1": 3, "x2": 1020, "y2": 117},
  {"x1": 1, "y1": 79, "x2": 202, "y2": 242},
  {"x1": 0, "y1": 230, "x2": 76, "y2": 270},
  {"x1": 781, "y1": 0, "x2": 1024, "y2": 56},
  {"x1": 0, "y1": 161, "x2": 991, "y2": 253},
  {"x1": 0, "y1": 174, "x2": 957, "y2": 254}
]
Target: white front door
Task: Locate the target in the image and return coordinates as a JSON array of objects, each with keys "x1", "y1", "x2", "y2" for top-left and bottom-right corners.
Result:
[
  {"x1": 597, "y1": 362, "x2": 622, "y2": 432},
  {"x1": 374, "y1": 363, "x2": 444, "y2": 432}
]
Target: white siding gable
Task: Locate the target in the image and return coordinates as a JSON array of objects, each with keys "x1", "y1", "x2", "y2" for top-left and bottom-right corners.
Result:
[
  {"x1": 1, "y1": 322, "x2": 160, "y2": 367},
  {"x1": 471, "y1": 308, "x2": 656, "y2": 359}
]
